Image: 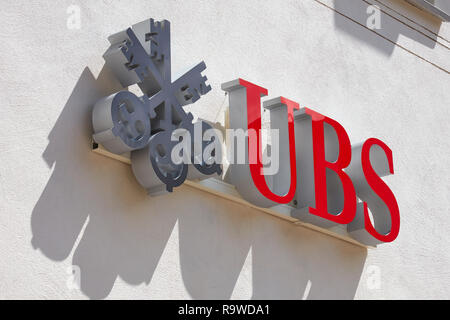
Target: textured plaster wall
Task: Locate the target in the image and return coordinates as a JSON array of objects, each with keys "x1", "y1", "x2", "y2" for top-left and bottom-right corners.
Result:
[{"x1": 0, "y1": 0, "x2": 449, "y2": 299}]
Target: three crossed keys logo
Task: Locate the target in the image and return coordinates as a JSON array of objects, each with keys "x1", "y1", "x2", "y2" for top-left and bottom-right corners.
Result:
[{"x1": 92, "y1": 19, "x2": 222, "y2": 194}]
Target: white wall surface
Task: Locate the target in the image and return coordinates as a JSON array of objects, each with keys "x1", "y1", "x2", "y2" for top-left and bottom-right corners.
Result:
[{"x1": 0, "y1": 0, "x2": 449, "y2": 299}]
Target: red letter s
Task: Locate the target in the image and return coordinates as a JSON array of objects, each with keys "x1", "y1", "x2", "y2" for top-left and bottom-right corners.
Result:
[{"x1": 361, "y1": 138, "x2": 400, "y2": 242}]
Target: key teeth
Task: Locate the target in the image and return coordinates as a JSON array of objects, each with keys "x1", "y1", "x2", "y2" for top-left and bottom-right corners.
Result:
[
  {"x1": 203, "y1": 84, "x2": 212, "y2": 95},
  {"x1": 148, "y1": 18, "x2": 170, "y2": 62},
  {"x1": 188, "y1": 88, "x2": 200, "y2": 103},
  {"x1": 201, "y1": 76, "x2": 211, "y2": 94},
  {"x1": 116, "y1": 29, "x2": 153, "y2": 83}
]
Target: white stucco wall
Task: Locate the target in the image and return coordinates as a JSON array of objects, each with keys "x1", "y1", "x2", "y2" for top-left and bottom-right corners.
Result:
[{"x1": 0, "y1": 0, "x2": 449, "y2": 299}]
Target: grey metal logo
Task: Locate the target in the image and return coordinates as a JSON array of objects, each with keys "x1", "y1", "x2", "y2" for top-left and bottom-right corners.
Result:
[{"x1": 92, "y1": 19, "x2": 222, "y2": 194}]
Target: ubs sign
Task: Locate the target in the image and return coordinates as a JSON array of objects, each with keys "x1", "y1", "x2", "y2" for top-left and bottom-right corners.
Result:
[{"x1": 92, "y1": 19, "x2": 400, "y2": 246}]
